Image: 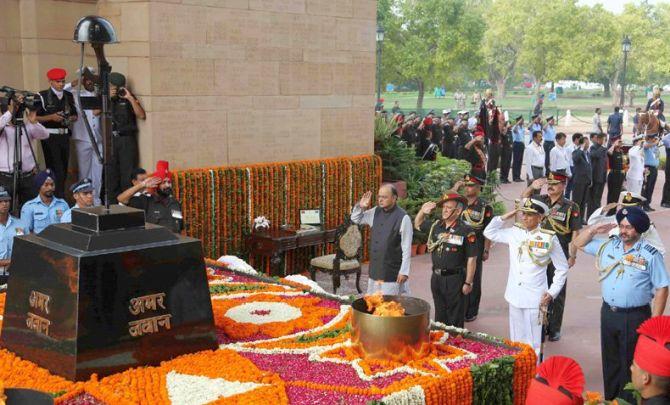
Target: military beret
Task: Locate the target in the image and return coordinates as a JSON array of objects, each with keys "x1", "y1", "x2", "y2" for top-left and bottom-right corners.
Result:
[{"x1": 47, "y1": 68, "x2": 67, "y2": 81}]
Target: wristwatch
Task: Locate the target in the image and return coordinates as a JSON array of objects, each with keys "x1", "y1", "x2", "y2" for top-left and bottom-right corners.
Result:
[{"x1": 464, "y1": 281, "x2": 473, "y2": 286}]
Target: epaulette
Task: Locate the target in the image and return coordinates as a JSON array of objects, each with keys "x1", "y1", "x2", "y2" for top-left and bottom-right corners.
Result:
[
  {"x1": 539, "y1": 228, "x2": 556, "y2": 235},
  {"x1": 644, "y1": 244, "x2": 659, "y2": 256}
]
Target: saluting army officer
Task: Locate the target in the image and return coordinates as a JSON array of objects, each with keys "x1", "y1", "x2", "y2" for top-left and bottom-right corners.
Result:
[
  {"x1": 573, "y1": 207, "x2": 669, "y2": 402},
  {"x1": 414, "y1": 193, "x2": 477, "y2": 328},
  {"x1": 523, "y1": 172, "x2": 581, "y2": 341},
  {"x1": 483, "y1": 198, "x2": 569, "y2": 356},
  {"x1": 447, "y1": 174, "x2": 493, "y2": 322}
]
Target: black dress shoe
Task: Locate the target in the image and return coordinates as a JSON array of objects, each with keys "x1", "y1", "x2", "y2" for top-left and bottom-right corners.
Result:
[
  {"x1": 513, "y1": 179, "x2": 524, "y2": 183},
  {"x1": 501, "y1": 179, "x2": 511, "y2": 184},
  {"x1": 662, "y1": 202, "x2": 670, "y2": 208},
  {"x1": 464, "y1": 315, "x2": 477, "y2": 322},
  {"x1": 548, "y1": 332, "x2": 561, "y2": 342},
  {"x1": 643, "y1": 205, "x2": 655, "y2": 212}
]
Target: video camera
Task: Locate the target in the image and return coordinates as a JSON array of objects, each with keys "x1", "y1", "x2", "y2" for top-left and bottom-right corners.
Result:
[{"x1": 0, "y1": 86, "x2": 41, "y2": 111}]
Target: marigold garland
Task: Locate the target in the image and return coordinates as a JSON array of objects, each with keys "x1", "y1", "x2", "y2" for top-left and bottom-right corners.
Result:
[
  {"x1": 0, "y1": 266, "x2": 535, "y2": 405},
  {"x1": 172, "y1": 155, "x2": 381, "y2": 273}
]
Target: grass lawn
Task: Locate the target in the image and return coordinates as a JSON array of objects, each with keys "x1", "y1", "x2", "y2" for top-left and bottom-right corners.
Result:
[{"x1": 383, "y1": 89, "x2": 644, "y2": 121}]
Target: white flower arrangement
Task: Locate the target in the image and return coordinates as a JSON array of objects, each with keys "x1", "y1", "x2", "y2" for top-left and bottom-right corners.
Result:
[
  {"x1": 284, "y1": 274, "x2": 350, "y2": 300},
  {"x1": 216, "y1": 255, "x2": 258, "y2": 276},
  {"x1": 253, "y1": 216, "x2": 270, "y2": 231},
  {"x1": 380, "y1": 385, "x2": 426, "y2": 405}
]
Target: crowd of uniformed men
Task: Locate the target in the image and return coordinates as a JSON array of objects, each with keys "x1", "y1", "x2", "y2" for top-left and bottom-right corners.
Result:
[
  {"x1": 0, "y1": 67, "x2": 185, "y2": 283},
  {"x1": 357, "y1": 91, "x2": 669, "y2": 402}
]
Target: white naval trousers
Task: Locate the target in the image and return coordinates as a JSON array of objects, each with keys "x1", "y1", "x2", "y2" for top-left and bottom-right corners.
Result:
[
  {"x1": 366, "y1": 279, "x2": 410, "y2": 296},
  {"x1": 626, "y1": 177, "x2": 643, "y2": 195},
  {"x1": 74, "y1": 139, "x2": 103, "y2": 205},
  {"x1": 509, "y1": 304, "x2": 542, "y2": 357}
]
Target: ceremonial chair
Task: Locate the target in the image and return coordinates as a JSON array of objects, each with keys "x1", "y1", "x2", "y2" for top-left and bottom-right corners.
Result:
[{"x1": 309, "y1": 217, "x2": 363, "y2": 294}]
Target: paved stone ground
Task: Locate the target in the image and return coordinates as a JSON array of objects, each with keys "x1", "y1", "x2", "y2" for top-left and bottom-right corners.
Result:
[{"x1": 313, "y1": 165, "x2": 670, "y2": 392}]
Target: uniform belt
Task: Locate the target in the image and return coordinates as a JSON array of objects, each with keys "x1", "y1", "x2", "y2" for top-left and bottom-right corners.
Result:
[
  {"x1": 609, "y1": 169, "x2": 625, "y2": 173},
  {"x1": 46, "y1": 128, "x2": 69, "y2": 135},
  {"x1": 603, "y1": 301, "x2": 650, "y2": 313},
  {"x1": 0, "y1": 171, "x2": 35, "y2": 178},
  {"x1": 432, "y1": 268, "x2": 464, "y2": 276}
]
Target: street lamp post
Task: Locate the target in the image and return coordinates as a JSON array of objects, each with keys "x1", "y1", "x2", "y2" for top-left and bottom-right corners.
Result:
[
  {"x1": 620, "y1": 35, "x2": 631, "y2": 107},
  {"x1": 376, "y1": 25, "x2": 385, "y2": 111}
]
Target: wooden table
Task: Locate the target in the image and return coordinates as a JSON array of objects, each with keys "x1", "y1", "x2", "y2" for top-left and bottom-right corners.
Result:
[{"x1": 245, "y1": 228, "x2": 337, "y2": 276}]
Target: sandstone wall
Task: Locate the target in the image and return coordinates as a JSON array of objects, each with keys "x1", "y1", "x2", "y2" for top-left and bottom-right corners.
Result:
[{"x1": 0, "y1": 0, "x2": 376, "y2": 170}]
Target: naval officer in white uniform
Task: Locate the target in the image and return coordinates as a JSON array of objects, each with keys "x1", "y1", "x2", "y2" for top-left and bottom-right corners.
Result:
[{"x1": 483, "y1": 198, "x2": 569, "y2": 356}]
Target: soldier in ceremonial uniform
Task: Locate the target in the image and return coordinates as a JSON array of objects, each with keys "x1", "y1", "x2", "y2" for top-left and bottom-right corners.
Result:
[
  {"x1": 573, "y1": 207, "x2": 669, "y2": 401},
  {"x1": 523, "y1": 172, "x2": 580, "y2": 341},
  {"x1": 631, "y1": 316, "x2": 670, "y2": 404},
  {"x1": 484, "y1": 198, "x2": 568, "y2": 356},
  {"x1": 606, "y1": 138, "x2": 626, "y2": 209},
  {"x1": 414, "y1": 193, "x2": 477, "y2": 328},
  {"x1": 60, "y1": 178, "x2": 96, "y2": 223},
  {"x1": 117, "y1": 161, "x2": 184, "y2": 233},
  {"x1": 587, "y1": 191, "x2": 665, "y2": 255},
  {"x1": 464, "y1": 127, "x2": 488, "y2": 180},
  {"x1": 448, "y1": 174, "x2": 493, "y2": 322},
  {"x1": 35, "y1": 68, "x2": 78, "y2": 199},
  {"x1": 20, "y1": 169, "x2": 68, "y2": 234}
]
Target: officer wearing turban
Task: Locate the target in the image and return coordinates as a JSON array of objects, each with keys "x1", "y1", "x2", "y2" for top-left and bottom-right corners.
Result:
[
  {"x1": 631, "y1": 316, "x2": 670, "y2": 403},
  {"x1": 20, "y1": 169, "x2": 69, "y2": 234},
  {"x1": 573, "y1": 206, "x2": 669, "y2": 402}
]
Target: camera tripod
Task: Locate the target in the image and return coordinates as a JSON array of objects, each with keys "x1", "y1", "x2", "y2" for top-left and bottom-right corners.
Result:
[{"x1": 6, "y1": 103, "x2": 40, "y2": 217}]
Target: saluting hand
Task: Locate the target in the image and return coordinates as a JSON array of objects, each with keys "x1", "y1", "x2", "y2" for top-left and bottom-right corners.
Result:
[
  {"x1": 420, "y1": 201, "x2": 437, "y2": 215},
  {"x1": 601, "y1": 202, "x2": 618, "y2": 213},
  {"x1": 590, "y1": 223, "x2": 617, "y2": 235},
  {"x1": 531, "y1": 178, "x2": 546, "y2": 191},
  {"x1": 142, "y1": 176, "x2": 162, "y2": 189},
  {"x1": 359, "y1": 191, "x2": 372, "y2": 209}
]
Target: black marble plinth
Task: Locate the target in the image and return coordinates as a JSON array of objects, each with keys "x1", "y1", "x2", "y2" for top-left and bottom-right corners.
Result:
[{"x1": 0, "y1": 206, "x2": 218, "y2": 381}]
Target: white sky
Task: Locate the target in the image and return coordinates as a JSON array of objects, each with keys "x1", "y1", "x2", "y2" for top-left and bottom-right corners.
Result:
[{"x1": 577, "y1": 0, "x2": 667, "y2": 13}]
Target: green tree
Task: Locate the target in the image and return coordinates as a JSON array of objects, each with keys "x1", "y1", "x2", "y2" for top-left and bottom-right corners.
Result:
[
  {"x1": 481, "y1": 0, "x2": 531, "y2": 98},
  {"x1": 517, "y1": 0, "x2": 582, "y2": 94},
  {"x1": 380, "y1": 0, "x2": 485, "y2": 111}
]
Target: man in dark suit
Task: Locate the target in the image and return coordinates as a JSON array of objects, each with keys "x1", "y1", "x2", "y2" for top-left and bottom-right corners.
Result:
[
  {"x1": 587, "y1": 132, "x2": 608, "y2": 218},
  {"x1": 571, "y1": 134, "x2": 592, "y2": 224}
]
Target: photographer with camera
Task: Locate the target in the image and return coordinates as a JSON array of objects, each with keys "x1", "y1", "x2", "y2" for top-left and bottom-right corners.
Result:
[
  {"x1": 0, "y1": 93, "x2": 49, "y2": 210},
  {"x1": 36, "y1": 68, "x2": 78, "y2": 199},
  {"x1": 108, "y1": 72, "x2": 145, "y2": 203}
]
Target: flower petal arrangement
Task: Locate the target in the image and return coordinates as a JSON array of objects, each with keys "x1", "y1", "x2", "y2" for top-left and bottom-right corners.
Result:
[{"x1": 0, "y1": 259, "x2": 536, "y2": 404}]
